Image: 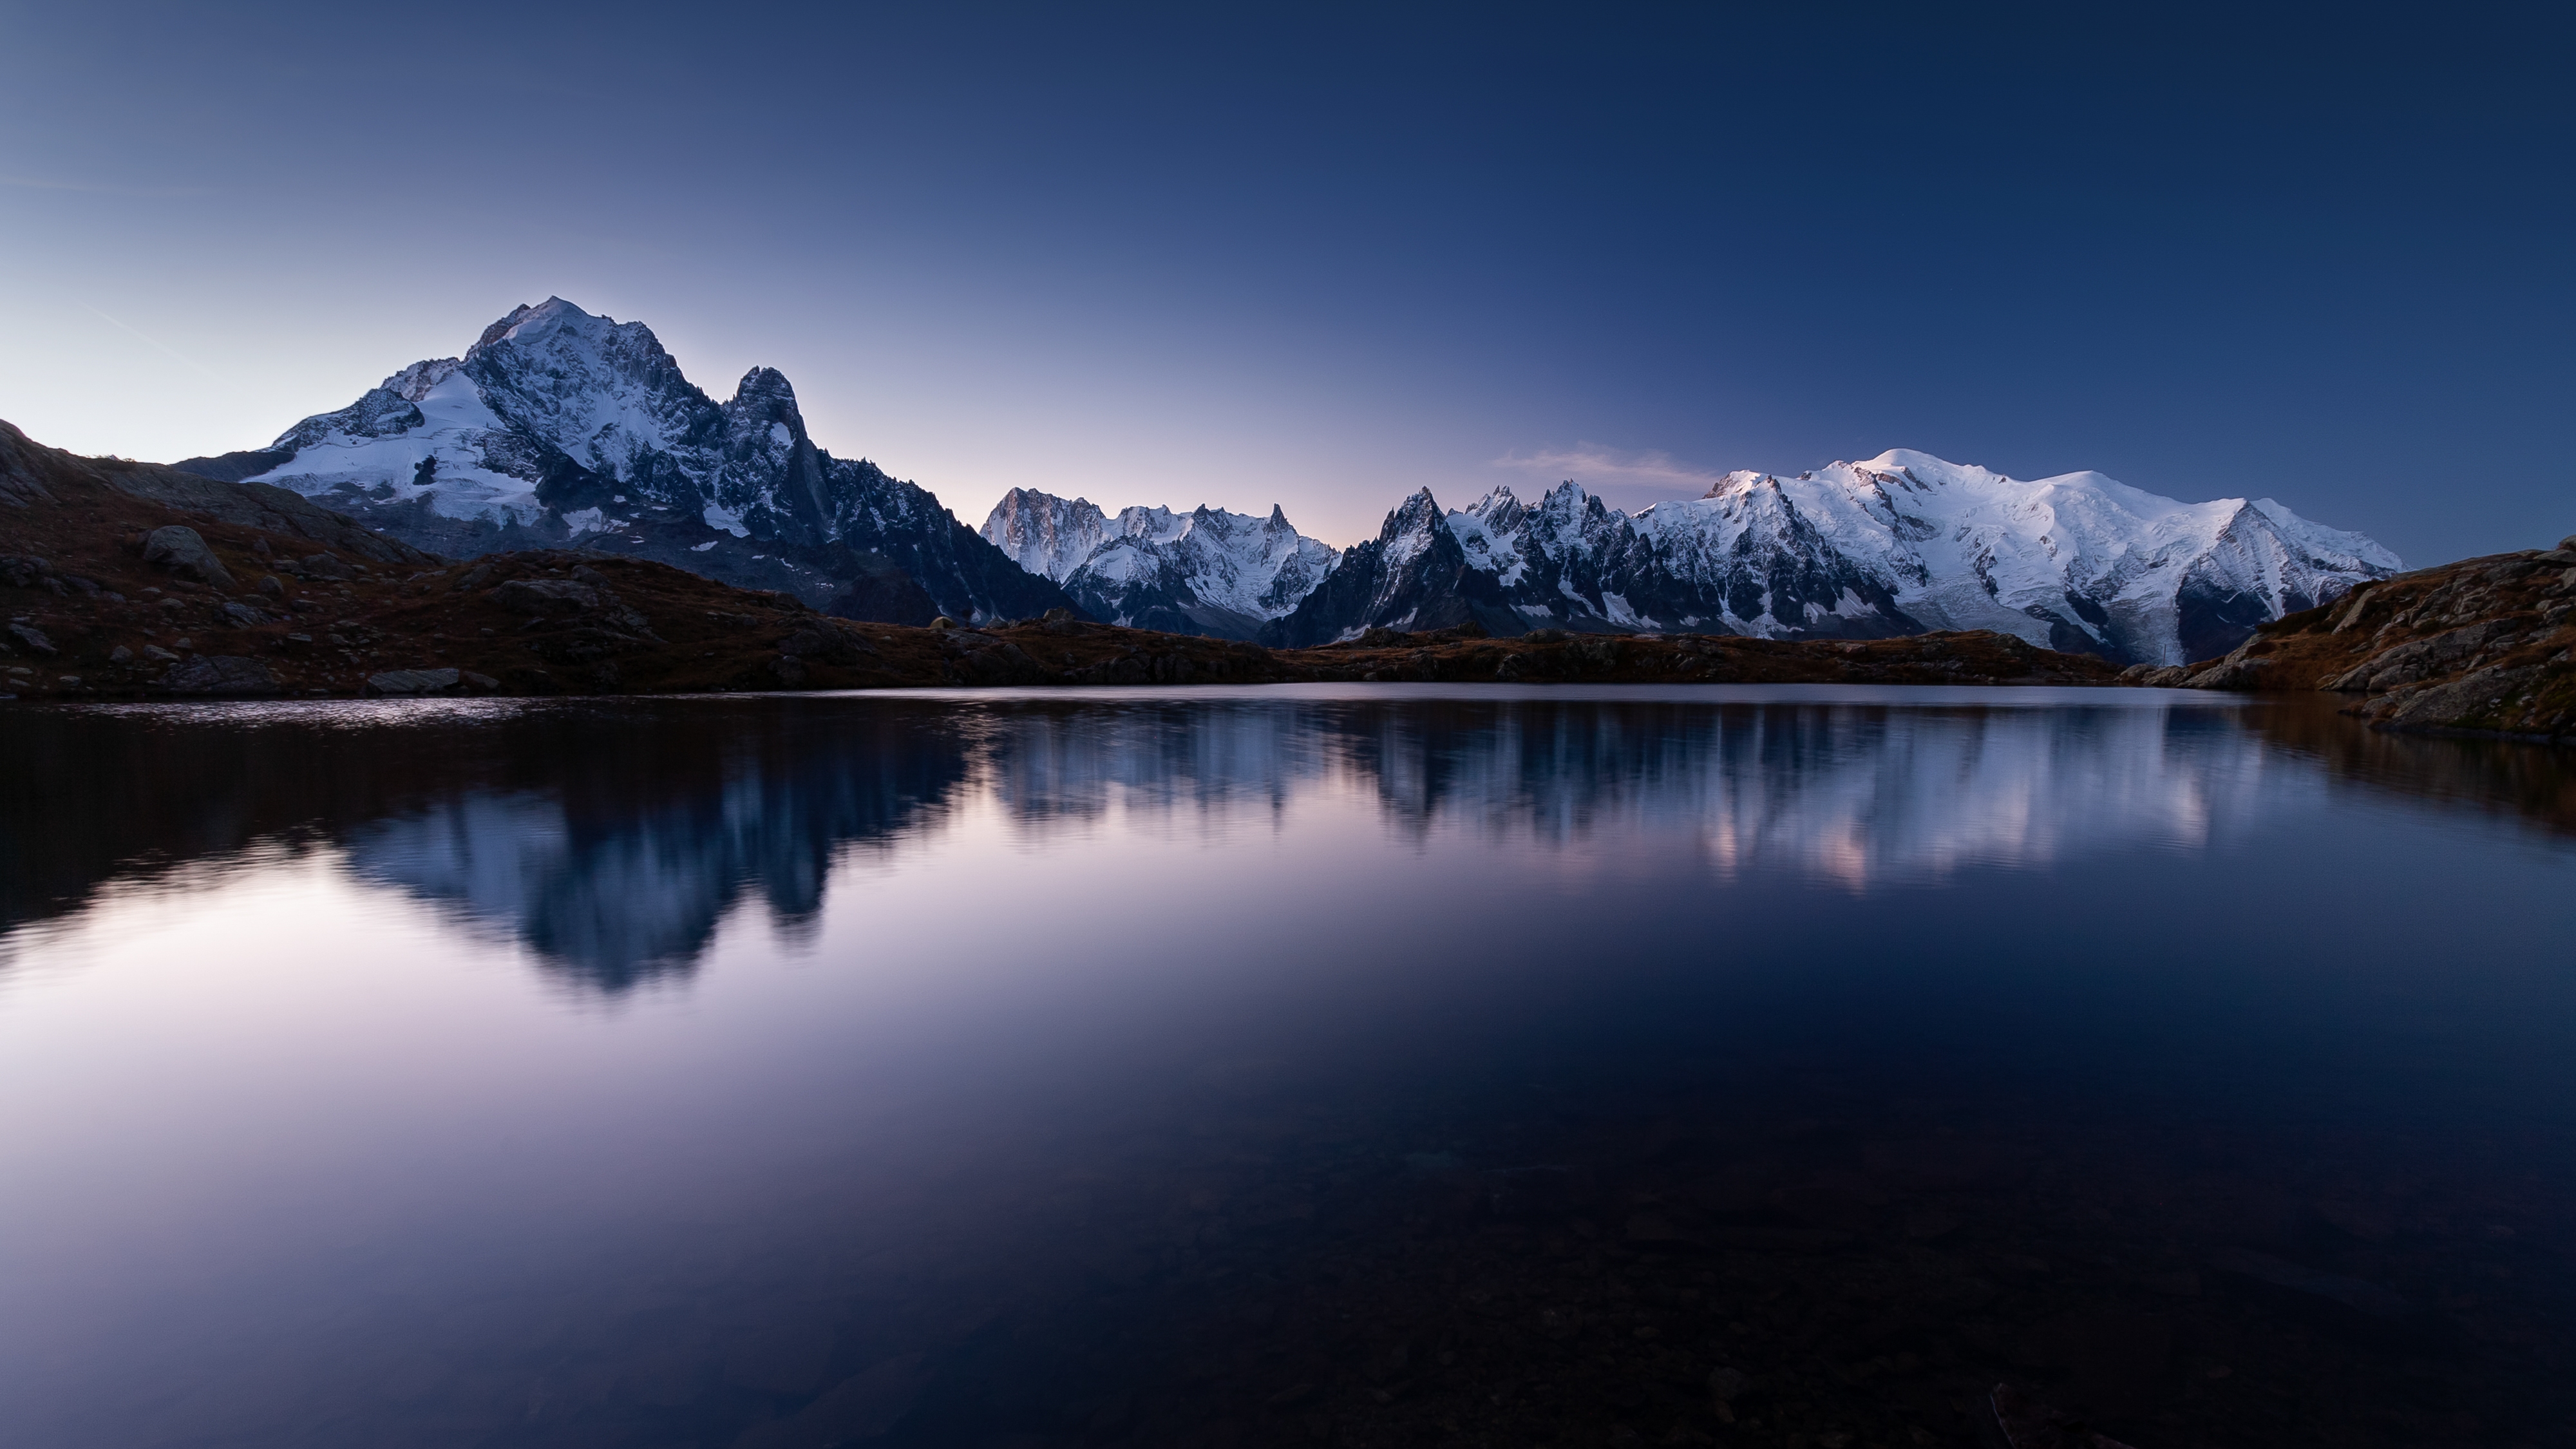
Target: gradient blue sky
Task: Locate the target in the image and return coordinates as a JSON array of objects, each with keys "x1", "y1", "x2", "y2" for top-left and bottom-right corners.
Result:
[{"x1": 2, "y1": 2, "x2": 2567, "y2": 560}]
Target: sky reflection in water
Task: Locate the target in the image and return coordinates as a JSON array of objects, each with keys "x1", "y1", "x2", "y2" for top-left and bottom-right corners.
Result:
[{"x1": 1, "y1": 687, "x2": 2570, "y2": 1449}]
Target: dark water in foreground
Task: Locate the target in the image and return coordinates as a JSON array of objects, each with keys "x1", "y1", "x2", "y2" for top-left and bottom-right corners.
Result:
[{"x1": 3, "y1": 686, "x2": 2573, "y2": 1449}]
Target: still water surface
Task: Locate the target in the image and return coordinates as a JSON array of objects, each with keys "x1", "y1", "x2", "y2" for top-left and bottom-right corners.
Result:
[{"x1": 3, "y1": 686, "x2": 2572, "y2": 1448}]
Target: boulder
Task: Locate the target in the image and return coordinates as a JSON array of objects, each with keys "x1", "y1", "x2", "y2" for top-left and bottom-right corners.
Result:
[
  {"x1": 159, "y1": 655, "x2": 281, "y2": 696},
  {"x1": 142, "y1": 526, "x2": 234, "y2": 587},
  {"x1": 491, "y1": 578, "x2": 601, "y2": 616},
  {"x1": 219, "y1": 601, "x2": 269, "y2": 627},
  {"x1": 2322, "y1": 620, "x2": 2511, "y2": 692},
  {"x1": 947, "y1": 638, "x2": 1045, "y2": 685},
  {"x1": 2181, "y1": 656, "x2": 2272, "y2": 690},
  {"x1": 2384, "y1": 665, "x2": 2544, "y2": 731},
  {"x1": 366, "y1": 667, "x2": 464, "y2": 697},
  {"x1": 300, "y1": 552, "x2": 353, "y2": 580},
  {"x1": 6, "y1": 622, "x2": 56, "y2": 656},
  {"x1": 779, "y1": 623, "x2": 875, "y2": 665}
]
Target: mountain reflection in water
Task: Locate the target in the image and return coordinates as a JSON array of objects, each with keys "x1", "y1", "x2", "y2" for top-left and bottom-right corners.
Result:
[
  {"x1": 1, "y1": 686, "x2": 2572, "y2": 1449},
  {"x1": 15, "y1": 688, "x2": 2564, "y2": 992}
]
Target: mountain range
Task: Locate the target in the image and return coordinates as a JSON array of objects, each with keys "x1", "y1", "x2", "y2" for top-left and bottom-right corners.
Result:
[
  {"x1": 175, "y1": 299, "x2": 1069, "y2": 625},
  {"x1": 980, "y1": 489, "x2": 1340, "y2": 640},
  {"x1": 994, "y1": 455, "x2": 2398, "y2": 665},
  {"x1": 171, "y1": 299, "x2": 2398, "y2": 662}
]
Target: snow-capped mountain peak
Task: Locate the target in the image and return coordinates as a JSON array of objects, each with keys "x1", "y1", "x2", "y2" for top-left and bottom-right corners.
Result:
[
  {"x1": 1265, "y1": 451, "x2": 2397, "y2": 661},
  {"x1": 172, "y1": 299, "x2": 1074, "y2": 624},
  {"x1": 980, "y1": 489, "x2": 1341, "y2": 640}
]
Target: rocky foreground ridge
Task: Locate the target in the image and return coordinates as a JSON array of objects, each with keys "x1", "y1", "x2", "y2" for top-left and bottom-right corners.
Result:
[
  {"x1": 2134, "y1": 535, "x2": 2576, "y2": 742},
  {"x1": 5, "y1": 419, "x2": 2120, "y2": 698}
]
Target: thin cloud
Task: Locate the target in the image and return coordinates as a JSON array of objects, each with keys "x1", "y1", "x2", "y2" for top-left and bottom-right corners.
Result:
[
  {"x1": 1492, "y1": 443, "x2": 1732, "y2": 497},
  {"x1": 80, "y1": 304, "x2": 221, "y2": 379}
]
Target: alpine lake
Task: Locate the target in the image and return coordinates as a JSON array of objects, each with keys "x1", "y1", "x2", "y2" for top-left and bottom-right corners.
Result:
[{"x1": 3, "y1": 684, "x2": 2571, "y2": 1449}]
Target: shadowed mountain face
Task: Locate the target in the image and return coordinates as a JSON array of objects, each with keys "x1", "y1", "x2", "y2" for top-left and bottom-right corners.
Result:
[{"x1": 8, "y1": 691, "x2": 2571, "y2": 993}]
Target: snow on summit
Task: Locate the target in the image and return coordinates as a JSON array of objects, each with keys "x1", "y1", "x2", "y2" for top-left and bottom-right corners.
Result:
[
  {"x1": 172, "y1": 298, "x2": 1074, "y2": 623},
  {"x1": 1263, "y1": 450, "x2": 2398, "y2": 663},
  {"x1": 171, "y1": 297, "x2": 2394, "y2": 659},
  {"x1": 982, "y1": 489, "x2": 1340, "y2": 640}
]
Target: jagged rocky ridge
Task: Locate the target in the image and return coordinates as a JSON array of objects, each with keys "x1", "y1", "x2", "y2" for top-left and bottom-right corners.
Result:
[
  {"x1": 175, "y1": 299, "x2": 1072, "y2": 625},
  {"x1": 1263, "y1": 451, "x2": 2397, "y2": 664},
  {"x1": 981, "y1": 489, "x2": 1338, "y2": 641}
]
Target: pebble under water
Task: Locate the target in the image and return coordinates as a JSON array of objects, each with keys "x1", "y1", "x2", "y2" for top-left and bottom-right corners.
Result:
[{"x1": 2, "y1": 685, "x2": 2571, "y2": 1449}]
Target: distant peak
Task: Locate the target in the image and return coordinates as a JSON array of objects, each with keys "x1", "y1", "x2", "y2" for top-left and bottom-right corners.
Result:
[{"x1": 1388, "y1": 488, "x2": 1444, "y2": 521}]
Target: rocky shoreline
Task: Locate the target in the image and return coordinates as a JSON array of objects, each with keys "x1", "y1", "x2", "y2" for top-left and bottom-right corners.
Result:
[{"x1": 2133, "y1": 537, "x2": 2576, "y2": 744}]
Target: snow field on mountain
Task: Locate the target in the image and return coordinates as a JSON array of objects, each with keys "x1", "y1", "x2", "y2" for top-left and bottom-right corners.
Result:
[
  {"x1": 981, "y1": 491, "x2": 1341, "y2": 632},
  {"x1": 251, "y1": 366, "x2": 541, "y2": 523}
]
